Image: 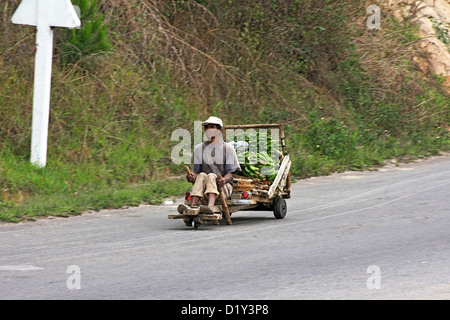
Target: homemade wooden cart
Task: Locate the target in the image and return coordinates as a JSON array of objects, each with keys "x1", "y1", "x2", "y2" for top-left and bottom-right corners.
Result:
[{"x1": 168, "y1": 123, "x2": 291, "y2": 229}]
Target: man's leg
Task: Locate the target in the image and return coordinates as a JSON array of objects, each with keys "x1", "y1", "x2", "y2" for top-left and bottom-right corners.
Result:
[
  {"x1": 207, "y1": 193, "x2": 217, "y2": 209},
  {"x1": 190, "y1": 172, "x2": 207, "y2": 207},
  {"x1": 191, "y1": 196, "x2": 200, "y2": 207},
  {"x1": 205, "y1": 173, "x2": 220, "y2": 211}
]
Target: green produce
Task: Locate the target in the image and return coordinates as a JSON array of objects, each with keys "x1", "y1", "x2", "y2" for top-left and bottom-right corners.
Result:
[{"x1": 234, "y1": 132, "x2": 281, "y2": 181}]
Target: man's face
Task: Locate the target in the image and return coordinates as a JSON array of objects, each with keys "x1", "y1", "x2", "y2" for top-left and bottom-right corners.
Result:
[{"x1": 204, "y1": 124, "x2": 221, "y2": 140}]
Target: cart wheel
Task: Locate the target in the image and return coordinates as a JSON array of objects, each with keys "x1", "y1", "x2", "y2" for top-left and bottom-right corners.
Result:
[
  {"x1": 192, "y1": 219, "x2": 199, "y2": 229},
  {"x1": 184, "y1": 218, "x2": 192, "y2": 227},
  {"x1": 273, "y1": 198, "x2": 287, "y2": 219}
]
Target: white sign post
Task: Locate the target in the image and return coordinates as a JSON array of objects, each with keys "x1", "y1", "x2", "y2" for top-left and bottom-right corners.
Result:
[{"x1": 12, "y1": 0, "x2": 81, "y2": 167}]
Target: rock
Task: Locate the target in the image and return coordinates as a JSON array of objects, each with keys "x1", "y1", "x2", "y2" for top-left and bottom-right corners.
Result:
[{"x1": 389, "y1": 0, "x2": 450, "y2": 92}]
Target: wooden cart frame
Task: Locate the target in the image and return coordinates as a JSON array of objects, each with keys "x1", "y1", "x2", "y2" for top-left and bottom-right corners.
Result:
[{"x1": 168, "y1": 123, "x2": 291, "y2": 229}]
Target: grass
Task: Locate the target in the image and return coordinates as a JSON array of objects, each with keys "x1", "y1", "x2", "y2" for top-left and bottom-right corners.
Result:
[{"x1": 0, "y1": 151, "x2": 190, "y2": 222}]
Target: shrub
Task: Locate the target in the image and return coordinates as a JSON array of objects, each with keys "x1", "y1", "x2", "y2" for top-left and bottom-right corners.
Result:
[{"x1": 56, "y1": 0, "x2": 111, "y2": 65}]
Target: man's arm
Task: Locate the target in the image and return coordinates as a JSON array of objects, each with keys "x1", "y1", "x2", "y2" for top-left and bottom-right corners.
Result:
[
  {"x1": 217, "y1": 171, "x2": 233, "y2": 187},
  {"x1": 223, "y1": 171, "x2": 233, "y2": 184}
]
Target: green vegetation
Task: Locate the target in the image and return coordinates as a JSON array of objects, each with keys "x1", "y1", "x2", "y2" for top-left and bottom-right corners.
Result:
[
  {"x1": 233, "y1": 131, "x2": 280, "y2": 181},
  {"x1": 1, "y1": 0, "x2": 449, "y2": 222},
  {"x1": 57, "y1": 0, "x2": 112, "y2": 65},
  {"x1": 431, "y1": 17, "x2": 450, "y2": 48}
]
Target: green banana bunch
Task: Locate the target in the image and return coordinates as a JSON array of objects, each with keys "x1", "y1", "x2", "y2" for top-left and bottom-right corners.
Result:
[{"x1": 234, "y1": 131, "x2": 280, "y2": 181}]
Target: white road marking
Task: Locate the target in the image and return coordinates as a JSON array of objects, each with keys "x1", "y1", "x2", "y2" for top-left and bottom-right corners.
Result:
[{"x1": 0, "y1": 265, "x2": 43, "y2": 271}]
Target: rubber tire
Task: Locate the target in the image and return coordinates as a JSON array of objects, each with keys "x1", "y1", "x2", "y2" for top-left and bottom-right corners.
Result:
[
  {"x1": 273, "y1": 198, "x2": 287, "y2": 219},
  {"x1": 192, "y1": 219, "x2": 199, "y2": 230}
]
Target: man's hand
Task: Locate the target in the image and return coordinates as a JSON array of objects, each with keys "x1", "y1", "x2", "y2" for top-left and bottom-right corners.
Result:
[
  {"x1": 186, "y1": 174, "x2": 195, "y2": 183},
  {"x1": 217, "y1": 172, "x2": 233, "y2": 188},
  {"x1": 216, "y1": 178, "x2": 225, "y2": 188}
]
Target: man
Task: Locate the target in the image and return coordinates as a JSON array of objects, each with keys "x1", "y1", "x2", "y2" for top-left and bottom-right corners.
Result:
[{"x1": 178, "y1": 116, "x2": 241, "y2": 214}]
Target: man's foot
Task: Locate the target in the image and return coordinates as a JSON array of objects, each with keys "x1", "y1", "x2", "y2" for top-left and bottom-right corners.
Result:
[{"x1": 199, "y1": 206, "x2": 214, "y2": 214}]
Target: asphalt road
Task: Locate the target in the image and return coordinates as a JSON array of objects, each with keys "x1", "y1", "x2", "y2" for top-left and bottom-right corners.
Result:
[{"x1": 0, "y1": 155, "x2": 449, "y2": 300}]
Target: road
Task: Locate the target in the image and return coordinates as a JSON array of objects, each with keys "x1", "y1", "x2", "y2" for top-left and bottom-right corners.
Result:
[{"x1": 0, "y1": 155, "x2": 449, "y2": 300}]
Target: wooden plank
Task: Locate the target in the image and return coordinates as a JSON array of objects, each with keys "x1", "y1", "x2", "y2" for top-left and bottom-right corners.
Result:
[
  {"x1": 268, "y1": 154, "x2": 290, "y2": 199},
  {"x1": 224, "y1": 124, "x2": 281, "y2": 130},
  {"x1": 169, "y1": 213, "x2": 221, "y2": 221},
  {"x1": 279, "y1": 124, "x2": 288, "y2": 156},
  {"x1": 274, "y1": 160, "x2": 291, "y2": 197},
  {"x1": 200, "y1": 214, "x2": 222, "y2": 221},
  {"x1": 286, "y1": 171, "x2": 291, "y2": 198},
  {"x1": 250, "y1": 195, "x2": 272, "y2": 203},
  {"x1": 168, "y1": 214, "x2": 185, "y2": 219},
  {"x1": 185, "y1": 208, "x2": 200, "y2": 215}
]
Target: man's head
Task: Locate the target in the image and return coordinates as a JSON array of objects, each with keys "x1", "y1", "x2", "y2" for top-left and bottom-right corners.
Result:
[
  {"x1": 202, "y1": 116, "x2": 223, "y2": 130},
  {"x1": 202, "y1": 116, "x2": 223, "y2": 142}
]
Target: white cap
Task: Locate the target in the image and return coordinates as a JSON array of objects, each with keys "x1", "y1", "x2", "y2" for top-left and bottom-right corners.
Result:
[{"x1": 202, "y1": 116, "x2": 223, "y2": 129}]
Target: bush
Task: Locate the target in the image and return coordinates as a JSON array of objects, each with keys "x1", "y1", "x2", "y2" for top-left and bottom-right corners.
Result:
[{"x1": 56, "y1": 0, "x2": 111, "y2": 65}]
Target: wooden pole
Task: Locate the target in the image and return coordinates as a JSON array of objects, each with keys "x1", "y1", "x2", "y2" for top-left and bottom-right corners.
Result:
[
  {"x1": 279, "y1": 123, "x2": 288, "y2": 155},
  {"x1": 184, "y1": 165, "x2": 194, "y2": 184},
  {"x1": 217, "y1": 174, "x2": 232, "y2": 225},
  {"x1": 224, "y1": 124, "x2": 281, "y2": 129}
]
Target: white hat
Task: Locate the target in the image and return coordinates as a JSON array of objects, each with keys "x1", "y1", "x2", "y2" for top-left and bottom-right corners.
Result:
[{"x1": 202, "y1": 116, "x2": 223, "y2": 129}]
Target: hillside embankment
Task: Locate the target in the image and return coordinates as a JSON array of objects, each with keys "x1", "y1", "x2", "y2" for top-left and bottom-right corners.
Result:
[
  {"x1": 389, "y1": 0, "x2": 450, "y2": 90},
  {"x1": 0, "y1": 0, "x2": 449, "y2": 222}
]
